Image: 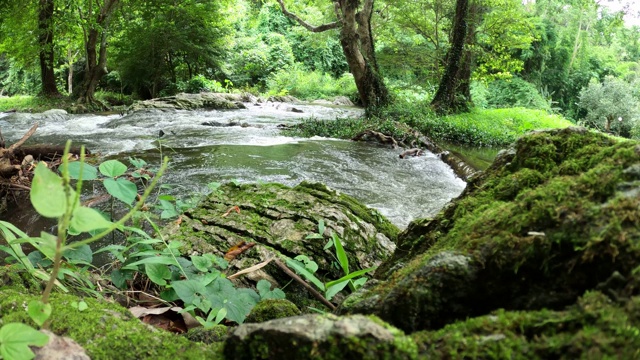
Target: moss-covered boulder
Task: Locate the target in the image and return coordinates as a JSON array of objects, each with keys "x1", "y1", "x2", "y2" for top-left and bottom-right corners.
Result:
[
  {"x1": 0, "y1": 288, "x2": 222, "y2": 359},
  {"x1": 245, "y1": 299, "x2": 301, "y2": 323},
  {"x1": 412, "y1": 291, "x2": 640, "y2": 359},
  {"x1": 166, "y1": 181, "x2": 398, "y2": 305},
  {"x1": 223, "y1": 314, "x2": 417, "y2": 359},
  {"x1": 340, "y1": 127, "x2": 640, "y2": 333},
  {"x1": 129, "y1": 92, "x2": 250, "y2": 111}
]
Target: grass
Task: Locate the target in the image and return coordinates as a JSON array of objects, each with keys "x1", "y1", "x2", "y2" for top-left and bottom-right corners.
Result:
[
  {"x1": 0, "y1": 92, "x2": 133, "y2": 113},
  {"x1": 266, "y1": 66, "x2": 358, "y2": 101}
]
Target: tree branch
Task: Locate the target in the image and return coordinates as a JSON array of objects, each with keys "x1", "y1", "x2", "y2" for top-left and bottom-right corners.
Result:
[
  {"x1": 276, "y1": 0, "x2": 342, "y2": 32},
  {"x1": 8, "y1": 123, "x2": 38, "y2": 152},
  {"x1": 274, "y1": 258, "x2": 336, "y2": 311}
]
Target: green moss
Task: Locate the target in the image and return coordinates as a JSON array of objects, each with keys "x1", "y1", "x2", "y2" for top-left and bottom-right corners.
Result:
[
  {"x1": 412, "y1": 291, "x2": 640, "y2": 359},
  {"x1": 183, "y1": 325, "x2": 229, "y2": 344},
  {"x1": 0, "y1": 289, "x2": 222, "y2": 359},
  {"x1": 245, "y1": 299, "x2": 301, "y2": 323}
]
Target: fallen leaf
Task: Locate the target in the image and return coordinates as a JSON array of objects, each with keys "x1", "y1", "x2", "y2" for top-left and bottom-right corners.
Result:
[
  {"x1": 221, "y1": 205, "x2": 240, "y2": 217},
  {"x1": 224, "y1": 241, "x2": 256, "y2": 261}
]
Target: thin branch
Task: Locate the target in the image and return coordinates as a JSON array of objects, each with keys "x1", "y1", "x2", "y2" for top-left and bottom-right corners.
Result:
[
  {"x1": 274, "y1": 258, "x2": 336, "y2": 311},
  {"x1": 8, "y1": 123, "x2": 38, "y2": 152},
  {"x1": 276, "y1": 0, "x2": 342, "y2": 32}
]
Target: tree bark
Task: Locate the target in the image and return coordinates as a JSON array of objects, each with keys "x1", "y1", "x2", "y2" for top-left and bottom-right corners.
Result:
[
  {"x1": 38, "y1": 0, "x2": 61, "y2": 97},
  {"x1": 431, "y1": 0, "x2": 469, "y2": 114},
  {"x1": 276, "y1": 0, "x2": 390, "y2": 110},
  {"x1": 76, "y1": 0, "x2": 119, "y2": 106}
]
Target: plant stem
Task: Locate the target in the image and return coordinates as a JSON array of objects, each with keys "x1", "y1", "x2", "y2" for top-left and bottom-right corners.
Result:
[{"x1": 274, "y1": 258, "x2": 336, "y2": 311}]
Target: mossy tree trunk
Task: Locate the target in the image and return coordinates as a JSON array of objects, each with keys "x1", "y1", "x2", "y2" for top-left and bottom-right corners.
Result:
[
  {"x1": 431, "y1": 0, "x2": 469, "y2": 114},
  {"x1": 276, "y1": 0, "x2": 390, "y2": 110},
  {"x1": 75, "y1": 0, "x2": 119, "y2": 109},
  {"x1": 38, "y1": 0, "x2": 61, "y2": 97}
]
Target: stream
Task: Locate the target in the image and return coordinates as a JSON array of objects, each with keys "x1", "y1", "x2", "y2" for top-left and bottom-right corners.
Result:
[{"x1": 0, "y1": 102, "x2": 466, "y2": 231}]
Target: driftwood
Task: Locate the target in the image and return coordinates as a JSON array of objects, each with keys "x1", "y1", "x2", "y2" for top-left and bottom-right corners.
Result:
[
  {"x1": 0, "y1": 123, "x2": 39, "y2": 177},
  {"x1": 352, "y1": 130, "x2": 398, "y2": 148}
]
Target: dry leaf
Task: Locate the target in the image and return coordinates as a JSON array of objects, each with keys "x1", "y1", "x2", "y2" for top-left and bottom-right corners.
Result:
[
  {"x1": 224, "y1": 241, "x2": 256, "y2": 261},
  {"x1": 222, "y1": 205, "x2": 240, "y2": 217}
]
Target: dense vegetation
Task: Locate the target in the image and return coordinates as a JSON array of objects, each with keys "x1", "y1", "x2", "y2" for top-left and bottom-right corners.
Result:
[{"x1": 0, "y1": 0, "x2": 639, "y2": 141}]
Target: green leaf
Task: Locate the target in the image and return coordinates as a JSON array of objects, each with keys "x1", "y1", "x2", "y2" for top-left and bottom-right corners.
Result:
[
  {"x1": 191, "y1": 255, "x2": 212, "y2": 272},
  {"x1": 172, "y1": 280, "x2": 206, "y2": 304},
  {"x1": 145, "y1": 263, "x2": 171, "y2": 286},
  {"x1": 325, "y1": 267, "x2": 376, "y2": 288},
  {"x1": 27, "y1": 300, "x2": 51, "y2": 327},
  {"x1": 122, "y1": 255, "x2": 178, "y2": 269},
  {"x1": 323, "y1": 237, "x2": 334, "y2": 250},
  {"x1": 318, "y1": 219, "x2": 325, "y2": 235},
  {"x1": 332, "y1": 233, "x2": 349, "y2": 275},
  {"x1": 26, "y1": 251, "x2": 52, "y2": 268},
  {"x1": 104, "y1": 178, "x2": 137, "y2": 205},
  {"x1": 0, "y1": 323, "x2": 49, "y2": 360},
  {"x1": 64, "y1": 162, "x2": 98, "y2": 180},
  {"x1": 129, "y1": 157, "x2": 147, "y2": 169},
  {"x1": 111, "y1": 269, "x2": 131, "y2": 289},
  {"x1": 62, "y1": 244, "x2": 93, "y2": 265},
  {"x1": 99, "y1": 160, "x2": 128, "y2": 177},
  {"x1": 286, "y1": 258, "x2": 324, "y2": 291},
  {"x1": 70, "y1": 206, "x2": 113, "y2": 233},
  {"x1": 294, "y1": 255, "x2": 318, "y2": 274},
  {"x1": 352, "y1": 277, "x2": 368, "y2": 289},
  {"x1": 325, "y1": 280, "x2": 349, "y2": 301},
  {"x1": 30, "y1": 163, "x2": 69, "y2": 218},
  {"x1": 257, "y1": 280, "x2": 285, "y2": 300},
  {"x1": 77, "y1": 301, "x2": 88, "y2": 312}
]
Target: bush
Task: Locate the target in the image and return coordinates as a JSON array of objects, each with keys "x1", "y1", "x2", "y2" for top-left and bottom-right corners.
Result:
[
  {"x1": 179, "y1": 75, "x2": 225, "y2": 93},
  {"x1": 266, "y1": 65, "x2": 357, "y2": 100},
  {"x1": 578, "y1": 75, "x2": 640, "y2": 138},
  {"x1": 227, "y1": 33, "x2": 295, "y2": 88},
  {"x1": 485, "y1": 77, "x2": 551, "y2": 111}
]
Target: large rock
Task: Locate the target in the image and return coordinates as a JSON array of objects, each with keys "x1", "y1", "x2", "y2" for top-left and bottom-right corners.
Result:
[
  {"x1": 223, "y1": 314, "x2": 416, "y2": 359},
  {"x1": 340, "y1": 127, "x2": 640, "y2": 334},
  {"x1": 166, "y1": 181, "x2": 398, "y2": 307},
  {"x1": 129, "y1": 92, "x2": 253, "y2": 111}
]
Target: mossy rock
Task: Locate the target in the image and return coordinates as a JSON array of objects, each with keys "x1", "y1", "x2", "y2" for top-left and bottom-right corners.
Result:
[
  {"x1": 183, "y1": 325, "x2": 229, "y2": 344},
  {"x1": 0, "y1": 288, "x2": 222, "y2": 359},
  {"x1": 412, "y1": 291, "x2": 640, "y2": 359},
  {"x1": 223, "y1": 314, "x2": 417, "y2": 359},
  {"x1": 165, "y1": 181, "x2": 398, "y2": 308},
  {"x1": 340, "y1": 128, "x2": 640, "y2": 332},
  {"x1": 245, "y1": 299, "x2": 301, "y2": 323}
]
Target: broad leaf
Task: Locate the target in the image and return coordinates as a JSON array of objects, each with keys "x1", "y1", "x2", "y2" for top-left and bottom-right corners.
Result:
[
  {"x1": 30, "y1": 163, "x2": 69, "y2": 218},
  {"x1": 122, "y1": 255, "x2": 179, "y2": 269},
  {"x1": 104, "y1": 178, "x2": 137, "y2": 205},
  {"x1": 286, "y1": 258, "x2": 324, "y2": 291},
  {"x1": 172, "y1": 280, "x2": 206, "y2": 304},
  {"x1": 257, "y1": 280, "x2": 285, "y2": 300},
  {"x1": 145, "y1": 263, "x2": 171, "y2": 286},
  {"x1": 325, "y1": 280, "x2": 350, "y2": 301},
  {"x1": 191, "y1": 255, "x2": 212, "y2": 272},
  {"x1": 27, "y1": 300, "x2": 51, "y2": 327},
  {"x1": 99, "y1": 160, "x2": 128, "y2": 177},
  {"x1": 70, "y1": 206, "x2": 112, "y2": 233},
  {"x1": 64, "y1": 162, "x2": 98, "y2": 180},
  {"x1": 62, "y1": 244, "x2": 93, "y2": 265},
  {"x1": 0, "y1": 323, "x2": 49, "y2": 360}
]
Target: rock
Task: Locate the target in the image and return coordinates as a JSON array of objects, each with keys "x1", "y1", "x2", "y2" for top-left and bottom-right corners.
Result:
[
  {"x1": 223, "y1": 314, "x2": 417, "y2": 359},
  {"x1": 166, "y1": 181, "x2": 398, "y2": 308},
  {"x1": 129, "y1": 92, "x2": 249, "y2": 112},
  {"x1": 245, "y1": 299, "x2": 301, "y2": 323},
  {"x1": 332, "y1": 96, "x2": 354, "y2": 106},
  {"x1": 340, "y1": 127, "x2": 640, "y2": 335},
  {"x1": 183, "y1": 325, "x2": 229, "y2": 344},
  {"x1": 290, "y1": 107, "x2": 303, "y2": 113},
  {"x1": 34, "y1": 330, "x2": 90, "y2": 360},
  {"x1": 267, "y1": 95, "x2": 300, "y2": 103},
  {"x1": 40, "y1": 109, "x2": 69, "y2": 121},
  {"x1": 311, "y1": 99, "x2": 332, "y2": 105}
]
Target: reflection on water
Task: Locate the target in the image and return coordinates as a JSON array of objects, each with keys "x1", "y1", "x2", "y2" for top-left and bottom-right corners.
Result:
[{"x1": 1, "y1": 103, "x2": 466, "y2": 229}]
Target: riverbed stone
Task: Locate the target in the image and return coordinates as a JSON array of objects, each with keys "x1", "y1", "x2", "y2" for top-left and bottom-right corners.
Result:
[
  {"x1": 165, "y1": 181, "x2": 398, "y2": 307},
  {"x1": 223, "y1": 314, "x2": 417, "y2": 360},
  {"x1": 129, "y1": 92, "x2": 252, "y2": 111},
  {"x1": 339, "y1": 127, "x2": 640, "y2": 341}
]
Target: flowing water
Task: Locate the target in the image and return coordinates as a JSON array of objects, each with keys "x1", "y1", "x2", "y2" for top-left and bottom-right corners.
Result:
[{"x1": 0, "y1": 102, "x2": 466, "y2": 230}]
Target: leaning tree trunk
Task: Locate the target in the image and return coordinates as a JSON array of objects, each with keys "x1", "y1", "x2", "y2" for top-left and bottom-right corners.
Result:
[
  {"x1": 76, "y1": 0, "x2": 119, "y2": 107},
  {"x1": 276, "y1": 0, "x2": 390, "y2": 110},
  {"x1": 38, "y1": 0, "x2": 61, "y2": 97},
  {"x1": 431, "y1": 0, "x2": 469, "y2": 114},
  {"x1": 340, "y1": 0, "x2": 390, "y2": 110}
]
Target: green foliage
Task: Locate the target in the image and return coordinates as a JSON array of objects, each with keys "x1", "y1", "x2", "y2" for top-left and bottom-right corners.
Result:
[
  {"x1": 578, "y1": 75, "x2": 640, "y2": 137},
  {"x1": 266, "y1": 65, "x2": 357, "y2": 100},
  {"x1": 0, "y1": 323, "x2": 49, "y2": 360},
  {"x1": 180, "y1": 75, "x2": 225, "y2": 94},
  {"x1": 484, "y1": 77, "x2": 551, "y2": 111}
]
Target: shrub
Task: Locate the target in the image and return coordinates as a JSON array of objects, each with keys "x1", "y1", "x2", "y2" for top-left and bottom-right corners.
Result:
[
  {"x1": 180, "y1": 75, "x2": 225, "y2": 93},
  {"x1": 578, "y1": 75, "x2": 640, "y2": 138},
  {"x1": 266, "y1": 65, "x2": 357, "y2": 100},
  {"x1": 485, "y1": 77, "x2": 551, "y2": 111}
]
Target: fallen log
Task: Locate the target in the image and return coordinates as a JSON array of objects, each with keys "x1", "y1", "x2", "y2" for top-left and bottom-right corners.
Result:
[{"x1": 17, "y1": 144, "x2": 89, "y2": 161}]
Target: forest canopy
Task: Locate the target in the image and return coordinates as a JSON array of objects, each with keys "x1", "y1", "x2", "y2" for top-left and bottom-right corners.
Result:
[{"x1": 0, "y1": 0, "x2": 639, "y2": 137}]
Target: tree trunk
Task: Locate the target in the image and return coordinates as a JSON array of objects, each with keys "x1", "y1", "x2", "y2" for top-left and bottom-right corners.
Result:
[
  {"x1": 38, "y1": 0, "x2": 60, "y2": 97},
  {"x1": 76, "y1": 0, "x2": 119, "y2": 107},
  {"x1": 276, "y1": 0, "x2": 390, "y2": 110},
  {"x1": 431, "y1": 0, "x2": 469, "y2": 114}
]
